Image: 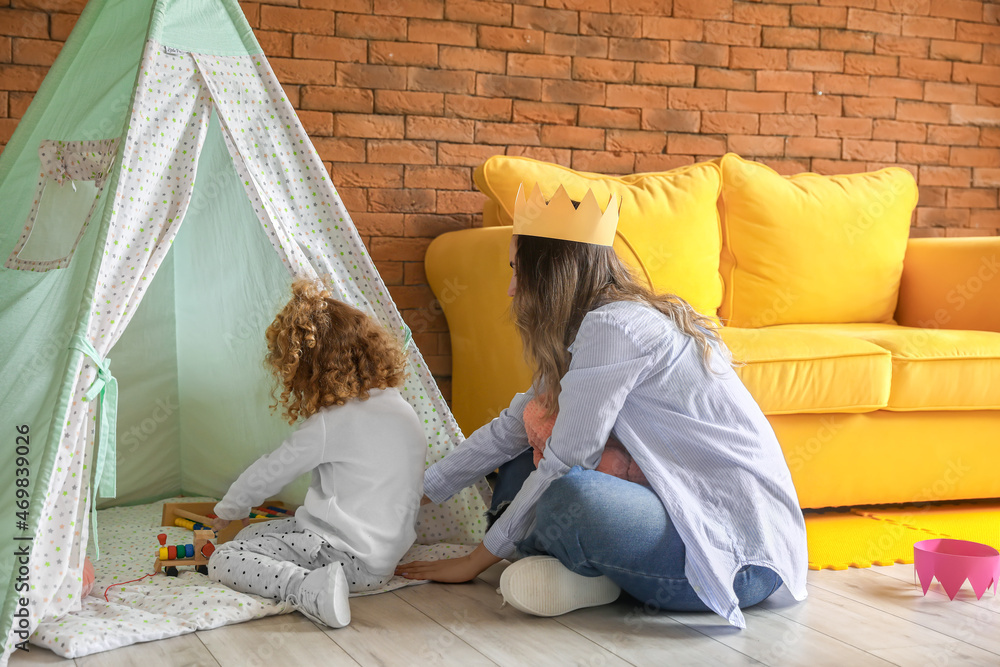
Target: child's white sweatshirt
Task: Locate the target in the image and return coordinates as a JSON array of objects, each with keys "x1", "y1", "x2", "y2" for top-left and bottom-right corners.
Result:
[{"x1": 214, "y1": 387, "x2": 426, "y2": 575}]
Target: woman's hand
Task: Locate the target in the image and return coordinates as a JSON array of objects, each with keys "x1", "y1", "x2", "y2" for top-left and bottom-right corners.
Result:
[
  {"x1": 395, "y1": 542, "x2": 502, "y2": 583},
  {"x1": 420, "y1": 495, "x2": 433, "y2": 506},
  {"x1": 212, "y1": 517, "x2": 250, "y2": 534}
]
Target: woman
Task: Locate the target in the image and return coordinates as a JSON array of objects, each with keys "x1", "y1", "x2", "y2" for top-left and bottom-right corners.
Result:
[{"x1": 396, "y1": 184, "x2": 808, "y2": 629}]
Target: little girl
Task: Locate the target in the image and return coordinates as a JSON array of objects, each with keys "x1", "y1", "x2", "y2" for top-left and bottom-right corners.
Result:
[{"x1": 208, "y1": 278, "x2": 425, "y2": 628}]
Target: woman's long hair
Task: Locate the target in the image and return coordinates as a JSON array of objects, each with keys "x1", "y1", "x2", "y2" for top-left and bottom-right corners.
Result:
[{"x1": 511, "y1": 234, "x2": 728, "y2": 417}]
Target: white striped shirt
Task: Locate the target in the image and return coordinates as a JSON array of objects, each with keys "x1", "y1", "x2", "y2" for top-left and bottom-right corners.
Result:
[{"x1": 424, "y1": 300, "x2": 809, "y2": 629}]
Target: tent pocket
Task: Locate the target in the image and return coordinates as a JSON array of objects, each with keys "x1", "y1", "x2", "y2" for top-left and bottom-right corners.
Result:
[{"x1": 5, "y1": 138, "x2": 118, "y2": 272}]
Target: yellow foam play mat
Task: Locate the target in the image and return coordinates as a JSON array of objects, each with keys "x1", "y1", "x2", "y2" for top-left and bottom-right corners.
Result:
[{"x1": 803, "y1": 498, "x2": 1000, "y2": 570}]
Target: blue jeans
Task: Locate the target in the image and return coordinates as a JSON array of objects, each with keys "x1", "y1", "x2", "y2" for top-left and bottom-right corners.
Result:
[{"x1": 488, "y1": 450, "x2": 783, "y2": 612}]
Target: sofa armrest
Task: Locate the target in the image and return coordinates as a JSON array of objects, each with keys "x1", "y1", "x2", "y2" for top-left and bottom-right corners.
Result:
[
  {"x1": 895, "y1": 236, "x2": 1000, "y2": 333},
  {"x1": 425, "y1": 226, "x2": 532, "y2": 436}
]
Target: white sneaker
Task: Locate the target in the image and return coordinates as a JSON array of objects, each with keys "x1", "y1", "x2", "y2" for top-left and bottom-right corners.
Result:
[
  {"x1": 499, "y1": 556, "x2": 621, "y2": 617},
  {"x1": 289, "y1": 562, "x2": 351, "y2": 628}
]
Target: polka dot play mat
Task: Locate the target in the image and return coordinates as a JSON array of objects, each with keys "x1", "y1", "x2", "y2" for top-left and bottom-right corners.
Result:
[
  {"x1": 30, "y1": 497, "x2": 474, "y2": 659},
  {"x1": 804, "y1": 498, "x2": 1000, "y2": 570}
]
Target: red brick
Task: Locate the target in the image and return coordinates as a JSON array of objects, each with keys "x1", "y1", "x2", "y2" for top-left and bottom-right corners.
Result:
[
  {"x1": 924, "y1": 81, "x2": 977, "y2": 104},
  {"x1": 929, "y1": 0, "x2": 982, "y2": 21},
  {"x1": 513, "y1": 101, "x2": 577, "y2": 125},
  {"x1": 641, "y1": 109, "x2": 701, "y2": 132},
  {"x1": 920, "y1": 165, "x2": 971, "y2": 186},
  {"x1": 969, "y1": 209, "x2": 1000, "y2": 229},
  {"x1": 374, "y1": 0, "x2": 443, "y2": 18},
  {"x1": 260, "y1": 6, "x2": 334, "y2": 34},
  {"x1": 404, "y1": 165, "x2": 471, "y2": 190},
  {"x1": 899, "y1": 57, "x2": 952, "y2": 81},
  {"x1": 726, "y1": 90, "x2": 785, "y2": 113},
  {"x1": 915, "y1": 207, "x2": 971, "y2": 227},
  {"x1": 478, "y1": 25, "x2": 544, "y2": 53},
  {"x1": 670, "y1": 41, "x2": 728, "y2": 66},
  {"x1": 514, "y1": 5, "x2": 576, "y2": 33},
  {"x1": 928, "y1": 124, "x2": 980, "y2": 145},
  {"x1": 369, "y1": 139, "x2": 438, "y2": 164},
  {"x1": 571, "y1": 150, "x2": 636, "y2": 174},
  {"x1": 950, "y1": 148, "x2": 1000, "y2": 168},
  {"x1": 477, "y1": 74, "x2": 541, "y2": 101},
  {"x1": 313, "y1": 137, "x2": 367, "y2": 163},
  {"x1": 372, "y1": 258, "x2": 404, "y2": 285},
  {"x1": 579, "y1": 105, "x2": 641, "y2": 129},
  {"x1": 406, "y1": 115, "x2": 474, "y2": 142},
  {"x1": 918, "y1": 185, "x2": 949, "y2": 207},
  {"x1": 792, "y1": 6, "x2": 848, "y2": 28},
  {"x1": 642, "y1": 17, "x2": 705, "y2": 41},
  {"x1": 953, "y1": 62, "x2": 1000, "y2": 85},
  {"x1": 336, "y1": 63, "x2": 405, "y2": 89},
  {"x1": 667, "y1": 132, "x2": 727, "y2": 155},
  {"x1": 950, "y1": 105, "x2": 1000, "y2": 127},
  {"x1": 508, "y1": 53, "x2": 571, "y2": 78},
  {"x1": 299, "y1": 110, "x2": 333, "y2": 136},
  {"x1": 787, "y1": 92, "x2": 843, "y2": 116},
  {"x1": 812, "y1": 159, "x2": 875, "y2": 176},
  {"x1": 729, "y1": 46, "x2": 787, "y2": 70},
  {"x1": 580, "y1": 12, "x2": 641, "y2": 38},
  {"x1": 635, "y1": 62, "x2": 696, "y2": 85},
  {"x1": 873, "y1": 119, "x2": 927, "y2": 142},
  {"x1": 817, "y1": 72, "x2": 872, "y2": 96},
  {"x1": 368, "y1": 41, "x2": 438, "y2": 66},
  {"x1": 409, "y1": 19, "x2": 477, "y2": 46},
  {"x1": 701, "y1": 111, "x2": 759, "y2": 134},
  {"x1": 956, "y1": 21, "x2": 1000, "y2": 45},
  {"x1": 674, "y1": 0, "x2": 734, "y2": 20},
  {"x1": 270, "y1": 58, "x2": 337, "y2": 85},
  {"x1": 928, "y1": 40, "x2": 980, "y2": 62},
  {"x1": 786, "y1": 136, "x2": 842, "y2": 158},
  {"x1": 302, "y1": 0, "x2": 370, "y2": 10},
  {"x1": 896, "y1": 100, "x2": 949, "y2": 123},
  {"x1": 843, "y1": 95, "x2": 896, "y2": 118},
  {"x1": 608, "y1": 38, "x2": 671, "y2": 63},
  {"x1": 817, "y1": 116, "x2": 873, "y2": 138},
  {"x1": 439, "y1": 46, "x2": 506, "y2": 73},
  {"x1": 49, "y1": 13, "x2": 76, "y2": 41},
  {"x1": 336, "y1": 14, "x2": 407, "y2": 39},
  {"x1": 973, "y1": 168, "x2": 1000, "y2": 187},
  {"x1": 505, "y1": 145, "x2": 572, "y2": 164},
  {"x1": 0, "y1": 37, "x2": 10, "y2": 64},
  {"x1": 436, "y1": 190, "x2": 488, "y2": 214},
  {"x1": 474, "y1": 121, "x2": 542, "y2": 146},
  {"x1": 874, "y1": 34, "x2": 930, "y2": 57},
  {"x1": 980, "y1": 87, "x2": 1000, "y2": 107},
  {"x1": 372, "y1": 237, "x2": 434, "y2": 262},
  {"x1": 728, "y1": 134, "x2": 784, "y2": 157},
  {"x1": 438, "y1": 141, "x2": 504, "y2": 165},
  {"x1": 983, "y1": 128, "x2": 1000, "y2": 148},
  {"x1": 0, "y1": 9, "x2": 48, "y2": 38},
  {"x1": 449, "y1": 0, "x2": 512, "y2": 26},
  {"x1": 10, "y1": 37, "x2": 60, "y2": 66},
  {"x1": 734, "y1": 2, "x2": 790, "y2": 27},
  {"x1": 696, "y1": 66, "x2": 754, "y2": 90},
  {"x1": 540, "y1": 124, "x2": 605, "y2": 149},
  {"x1": 761, "y1": 158, "x2": 810, "y2": 175},
  {"x1": 704, "y1": 21, "x2": 761, "y2": 46},
  {"x1": 634, "y1": 153, "x2": 697, "y2": 171},
  {"x1": 409, "y1": 67, "x2": 475, "y2": 94},
  {"x1": 844, "y1": 53, "x2": 898, "y2": 76},
  {"x1": 757, "y1": 70, "x2": 813, "y2": 92},
  {"x1": 789, "y1": 49, "x2": 844, "y2": 72},
  {"x1": 544, "y1": 34, "x2": 609, "y2": 57},
  {"x1": 294, "y1": 35, "x2": 366, "y2": 61},
  {"x1": 866, "y1": 75, "x2": 922, "y2": 99},
  {"x1": 605, "y1": 83, "x2": 666, "y2": 108},
  {"x1": 256, "y1": 31, "x2": 292, "y2": 58},
  {"x1": 847, "y1": 9, "x2": 901, "y2": 35},
  {"x1": 610, "y1": 0, "x2": 672, "y2": 13},
  {"x1": 820, "y1": 28, "x2": 874, "y2": 53},
  {"x1": 541, "y1": 79, "x2": 605, "y2": 105},
  {"x1": 669, "y1": 87, "x2": 727, "y2": 110},
  {"x1": 760, "y1": 113, "x2": 816, "y2": 136},
  {"x1": 331, "y1": 164, "x2": 403, "y2": 189},
  {"x1": 761, "y1": 27, "x2": 819, "y2": 49},
  {"x1": 901, "y1": 16, "x2": 955, "y2": 39},
  {"x1": 606, "y1": 129, "x2": 667, "y2": 152},
  {"x1": 374, "y1": 90, "x2": 444, "y2": 115},
  {"x1": 572, "y1": 57, "x2": 634, "y2": 82},
  {"x1": 444, "y1": 94, "x2": 511, "y2": 120}
]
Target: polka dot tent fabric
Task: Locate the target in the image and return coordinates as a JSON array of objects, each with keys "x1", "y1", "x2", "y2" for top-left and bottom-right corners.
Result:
[
  {"x1": 29, "y1": 498, "x2": 475, "y2": 659},
  {"x1": 15, "y1": 40, "x2": 489, "y2": 660}
]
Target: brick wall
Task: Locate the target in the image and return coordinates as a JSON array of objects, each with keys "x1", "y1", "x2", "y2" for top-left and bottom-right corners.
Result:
[{"x1": 1, "y1": 0, "x2": 999, "y2": 397}]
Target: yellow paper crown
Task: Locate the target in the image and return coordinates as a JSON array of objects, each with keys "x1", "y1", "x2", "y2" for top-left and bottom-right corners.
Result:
[{"x1": 512, "y1": 183, "x2": 620, "y2": 247}]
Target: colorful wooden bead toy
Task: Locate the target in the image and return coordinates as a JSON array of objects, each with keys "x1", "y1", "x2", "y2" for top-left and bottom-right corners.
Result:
[{"x1": 153, "y1": 530, "x2": 216, "y2": 577}]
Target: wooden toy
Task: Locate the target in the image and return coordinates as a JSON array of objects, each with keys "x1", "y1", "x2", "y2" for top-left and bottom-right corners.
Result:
[
  {"x1": 159, "y1": 500, "x2": 294, "y2": 544},
  {"x1": 154, "y1": 530, "x2": 215, "y2": 577}
]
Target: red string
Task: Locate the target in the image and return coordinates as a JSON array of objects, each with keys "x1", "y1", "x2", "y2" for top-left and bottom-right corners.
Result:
[{"x1": 104, "y1": 573, "x2": 156, "y2": 602}]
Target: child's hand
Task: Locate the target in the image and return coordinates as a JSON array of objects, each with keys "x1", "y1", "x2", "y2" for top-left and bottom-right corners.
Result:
[{"x1": 212, "y1": 517, "x2": 250, "y2": 534}]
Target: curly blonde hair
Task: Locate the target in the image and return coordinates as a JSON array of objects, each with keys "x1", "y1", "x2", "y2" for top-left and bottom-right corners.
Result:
[{"x1": 265, "y1": 277, "x2": 408, "y2": 424}]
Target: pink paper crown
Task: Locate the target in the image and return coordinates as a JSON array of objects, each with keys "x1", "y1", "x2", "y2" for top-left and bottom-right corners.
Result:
[{"x1": 914, "y1": 538, "x2": 999, "y2": 600}]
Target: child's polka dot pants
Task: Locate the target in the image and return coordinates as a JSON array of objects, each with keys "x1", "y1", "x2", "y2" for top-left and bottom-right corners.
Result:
[{"x1": 208, "y1": 518, "x2": 388, "y2": 601}]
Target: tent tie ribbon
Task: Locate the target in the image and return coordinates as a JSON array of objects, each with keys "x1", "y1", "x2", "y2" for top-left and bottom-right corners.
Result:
[{"x1": 70, "y1": 335, "x2": 118, "y2": 560}]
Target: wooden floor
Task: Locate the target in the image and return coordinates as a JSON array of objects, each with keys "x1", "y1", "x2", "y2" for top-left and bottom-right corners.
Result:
[{"x1": 10, "y1": 560, "x2": 1000, "y2": 667}]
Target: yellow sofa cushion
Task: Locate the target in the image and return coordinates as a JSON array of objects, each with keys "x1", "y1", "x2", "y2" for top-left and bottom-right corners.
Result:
[
  {"x1": 720, "y1": 327, "x2": 892, "y2": 415},
  {"x1": 718, "y1": 153, "x2": 918, "y2": 328},
  {"x1": 474, "y1": 155, "x2": 724, "y2": 318},
  {"x1": 773, "y1": 323, "x2": 1000, "y2": 411}
]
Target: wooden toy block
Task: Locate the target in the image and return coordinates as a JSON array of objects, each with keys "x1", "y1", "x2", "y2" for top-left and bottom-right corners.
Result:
[
  {"x1": 154, "y1": 530, "x2": 216, "y2": 577},
  {"x1": 160, "y1": 500, "x2": 295, "y2": 544}
]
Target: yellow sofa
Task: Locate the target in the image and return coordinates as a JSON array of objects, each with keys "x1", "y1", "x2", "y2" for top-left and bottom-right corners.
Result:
[{"x1": 425, "y1": 153, "x2": 1000, "y2": 510}]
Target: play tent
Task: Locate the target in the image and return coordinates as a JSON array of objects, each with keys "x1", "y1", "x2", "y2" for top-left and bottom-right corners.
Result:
[{"x1": 0, "y1": 0, "x2": 488, "y2": 660}]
